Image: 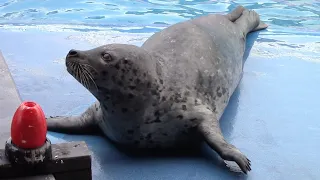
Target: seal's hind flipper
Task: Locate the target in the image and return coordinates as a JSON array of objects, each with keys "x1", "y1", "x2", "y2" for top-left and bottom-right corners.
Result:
[
  {"x1": 46, "y1": 103, "x2": 101, "y2": 135},
  {"x1": 198, "y1": 119, "x2": 251, "y2": 174},
  {"x1": 225, "y1": 5, "x2": 245, "y2": 22},
  {"x1": 251, "y1": 21, "x2": 268, "y2": 32},
  {"x1": 235, "y1": 9, "x2": 268, "y2": 35}
]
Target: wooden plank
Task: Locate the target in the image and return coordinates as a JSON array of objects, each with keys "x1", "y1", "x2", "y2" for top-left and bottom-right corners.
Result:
[
  {"x1": 0, "y1": 51, "x2": 22, "y2": 149},
  {"x1": 2, "y1": 174, "x2": 56, "y2": 180},
  {"x1": 0, "y1": 141, "x2": 91, "y2": 179},
  {"x1": 53, "y1": 169, "x2": 92, "y2": 180}
]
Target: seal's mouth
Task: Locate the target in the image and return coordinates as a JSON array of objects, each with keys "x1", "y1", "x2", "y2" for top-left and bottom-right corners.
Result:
[
  {"x1": 65, "y1": 57, "x2": 98, "y2": 91},
  {"x1": 65, "y1": 57, "x2": 78, "y2": 74}
]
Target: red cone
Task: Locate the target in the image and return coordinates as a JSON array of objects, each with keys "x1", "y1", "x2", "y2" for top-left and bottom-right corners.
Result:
[{"x1": 11, "y1": 101, "x2": 47, "y2": 149}]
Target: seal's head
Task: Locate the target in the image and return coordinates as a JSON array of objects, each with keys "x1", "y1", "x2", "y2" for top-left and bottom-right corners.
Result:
[{"x1": 65, "y1": 44, "x2": 163, "y2": 110}]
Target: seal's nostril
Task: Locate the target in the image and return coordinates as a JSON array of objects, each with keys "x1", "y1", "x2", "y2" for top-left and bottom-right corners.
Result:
[{"x1": 68, "y1": 49, "x2": 78, "y2": 57}]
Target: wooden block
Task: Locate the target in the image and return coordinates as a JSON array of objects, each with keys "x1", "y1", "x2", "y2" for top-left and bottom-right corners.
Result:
[
  {"x1": 2, "y1": 171, "x2": 92, "y2": 180},
  {"x1": 54, "y1": 169, "x2": 92, "y2": 180},
  {"x1": 0, "y1": 141, "x2": 91, "y2": 179},
  {"x1": 2, "y1": 174, "x2": 56, "y2": 180}
]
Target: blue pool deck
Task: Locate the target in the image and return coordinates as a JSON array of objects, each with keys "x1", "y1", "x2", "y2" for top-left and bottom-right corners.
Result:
[{"x1": 0, "y1": 0, "x2": 320, "y2": 180}]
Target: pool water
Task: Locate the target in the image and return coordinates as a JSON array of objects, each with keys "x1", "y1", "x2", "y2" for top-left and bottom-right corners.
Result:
[{"x1": 0, "y1": 0, "x2": 319, "y2": 180}]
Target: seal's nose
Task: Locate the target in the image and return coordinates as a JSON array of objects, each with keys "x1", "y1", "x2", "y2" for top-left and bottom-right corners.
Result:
[{"x1": 67, "y1": 49, "x2": 79, "y2": 58}]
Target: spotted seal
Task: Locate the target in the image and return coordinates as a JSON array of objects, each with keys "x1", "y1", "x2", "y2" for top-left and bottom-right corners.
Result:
[{"x1": 46, "y1": 6, "x2": 268, "y2": 174}]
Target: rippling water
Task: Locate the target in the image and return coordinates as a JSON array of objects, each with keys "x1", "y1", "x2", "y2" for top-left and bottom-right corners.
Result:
[
  {"x1": 0, "y1": 0, "x2": 319, "y2": 33},
  {"x1": 1, "y1": 0, "x2": 318, "y2": 63}
]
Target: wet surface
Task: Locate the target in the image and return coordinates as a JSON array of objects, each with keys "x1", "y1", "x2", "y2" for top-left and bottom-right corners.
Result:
[
  {"x1": 0, "y1": 0, "x2": 319, "y2": 180},
  {"x1": 0, "y1": 52, "x2": 21, "y2": 149}
]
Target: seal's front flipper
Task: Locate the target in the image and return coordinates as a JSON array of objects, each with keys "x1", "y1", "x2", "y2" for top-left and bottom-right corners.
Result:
[
  {"x1": 198, "y1": 120, "x2": 251, "y2": 174},
  {"x1": 46, "y1": 103, "x2": 100, "y2": 135}
]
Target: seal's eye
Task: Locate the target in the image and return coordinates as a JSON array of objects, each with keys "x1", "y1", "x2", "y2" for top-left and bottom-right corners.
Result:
[{"x1": 102, "y1": 53, "x2": 112, "y2": 62}]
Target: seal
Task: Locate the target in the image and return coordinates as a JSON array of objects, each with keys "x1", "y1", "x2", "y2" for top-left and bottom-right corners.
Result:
[{"x1": 46, "y1": 6, "x2": 268, "y2": 174}]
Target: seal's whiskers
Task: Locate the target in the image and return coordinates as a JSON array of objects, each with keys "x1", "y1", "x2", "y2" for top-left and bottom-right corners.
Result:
[
  {"x1": 79, "y1": 65, "x2": 89, "y2": 89},
  {"x1": 67, "y1": 60, "x2": 98, "y2": 91},
  {"x1": 82, "y1": 64, "x2": 98, "y2": 91}
]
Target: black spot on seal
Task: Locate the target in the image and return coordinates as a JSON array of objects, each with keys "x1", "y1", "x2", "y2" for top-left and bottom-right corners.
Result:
[
  {"x1": 129, "y1": 85, "x2": 136, "y2": 90},
  {"x1": 162, "y1": 133, "x2": 168, "y2": 136},
  {"x1": 102, "y1": 71, "x2": 108, "y2": 76},
  {"x1": 190, "y1": 118, "x2": 197, "y2": 122},
  {"x1": 153, "y1": 117, "x2": 161, "y2": 123},
  {"x1": 114, "y1": 63, "x2": 120, "y2": 70},
  {"x1": 154, "y1": 110, "x2": 160, "y2": 116},
  {"x1": 117, "y1": 81, "x2": 123, "y2": 86},
  {"x1": 135, "y1": 79, "x2": 141, "y2": 84},
  {"x1": 133, "y1": 69, "x2": 138, "y2": 75},
  {"x1": 128, "y1": 93, "x2": 135, "y2": 99},
  {"x1": 111, "y1": 76, "x2": 116, "y2": 82},
  {"x1": 145, "y1": 133, "x2": 152, "y2": 140},
  {"x1": 127, "y1": 129, "x2": 134, "y2": 134},
  {"x1": 176, "y1": 115, "x2": 183, "y2": 119},
  {"x1": 222, "y1": 87, "x2": 227, "y2": 94}
]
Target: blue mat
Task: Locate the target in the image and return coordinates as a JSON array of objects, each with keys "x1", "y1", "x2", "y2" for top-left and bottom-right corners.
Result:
[{"x1": 0, "y1": 0, "x2": 319, "y2": 179}]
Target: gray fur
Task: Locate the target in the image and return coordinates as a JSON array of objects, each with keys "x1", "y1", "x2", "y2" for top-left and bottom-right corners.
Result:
[{"x1": 46, "y1": 6, "x2": 267, "y2": 174}]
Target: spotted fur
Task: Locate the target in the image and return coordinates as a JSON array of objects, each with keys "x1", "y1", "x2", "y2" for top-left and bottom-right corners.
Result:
[{"x1": 46, "y1": 6, "x2": 267, "y2": 174}]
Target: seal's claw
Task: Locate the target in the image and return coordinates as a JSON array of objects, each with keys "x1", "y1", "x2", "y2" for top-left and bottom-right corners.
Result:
[
  {"x1": 222, "y1": 148, "x2": 251, "y2": 174},
  {"x1": 233, "y1": 152, "x2": 252, "y2": 174}
]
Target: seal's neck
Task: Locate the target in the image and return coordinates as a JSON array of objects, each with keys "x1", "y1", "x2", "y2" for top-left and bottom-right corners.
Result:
[{"x1": 92, "y1": 74, "x2": 165, "y2": 119}]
